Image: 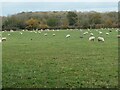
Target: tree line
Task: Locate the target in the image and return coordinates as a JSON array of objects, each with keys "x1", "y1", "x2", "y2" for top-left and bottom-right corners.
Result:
[{"x1": 2, "y1": 11, "x2": 118, "y2": 30}]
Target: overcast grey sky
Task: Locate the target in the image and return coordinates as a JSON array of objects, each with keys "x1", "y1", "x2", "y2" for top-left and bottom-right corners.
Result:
[{"x1": 1, "y1": 1, "x2": 118, "y2": 16}]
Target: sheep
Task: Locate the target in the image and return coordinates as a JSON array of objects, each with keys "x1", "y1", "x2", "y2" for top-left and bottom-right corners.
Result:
[
  {"x1": 53, "y1": 34, "x2": 55, "y2": 36},
  {"x1": 106, "y1": 33, "x2": 109, "y2": 35},
  {"x1": 0, "y1": 38, "x2": 2, "y2": 43},
  {"x1": 88, "y1": 29, "x2": 91, "y2": 32},
  {"x1": 44, "y1": 33, "x2": 47, "y2": 36},
  {"x1": 99, "y1": 31, "x2": 102, "y2": 34},
  {"x1": 2, "y1": 37, "x2": 7, "y2": 41},
  {"x1": 10, "y1": 30, "x2": 14, "y2": 32},
  {"x1": 66, "y1": 34, "x2": 70, "y2": 38},
  {"x1": 98, "y1": 37, "x2": 105, "y2": 42},
  {"x1": 38, "y1": 31, "x2": 41, "y2": 34},
  {"x1": 89, "y1": 36, "x2": 95, "y2": 41},
  {"x1": 80, "y1": 29, "x2": 82, "y2": 32},
  {"x1": 117, "y1": 35, "x2": 120, "y2": 38},
  {"x1": 34, "y1": 31, "x2": 37, "y2": 33},
  {"x1": 90, "y1": 33, "x2": 94, "y2": 36},
  {"x1": 116, "y1": 29, "x2": 119, "y2": 32},
  {"x1": 96, "y1": 29, "x2": 98, "y2": 31},
  {"x1": 20, "y1": 32, "x2": 23, "y2": 35},
  {"x1": 47, "y1": 29, "x2": 50, "y2": 31},
  {"x1": 83, "y1": 32, "x2": 88, "y2": 35},
  {"x1": 8, "y1": 34, "x2": 10, "y2": 36}
]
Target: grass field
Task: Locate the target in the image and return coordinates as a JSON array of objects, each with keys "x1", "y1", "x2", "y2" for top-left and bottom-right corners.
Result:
[{"x1": 2, "y1": 29, "x2": 118, "y2": 88}]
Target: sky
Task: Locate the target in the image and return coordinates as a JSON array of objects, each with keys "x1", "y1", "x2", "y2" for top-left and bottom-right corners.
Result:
[
  {"x1": 0, "y1": 0, "x2": 119, "y2": 2},
  {"x1": 0, "y1": 0, "x2": 119, "y2": 16}
]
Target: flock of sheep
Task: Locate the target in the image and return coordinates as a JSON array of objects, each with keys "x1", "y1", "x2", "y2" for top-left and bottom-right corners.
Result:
[{"x1": 0, "y1": 28, "x2": 119, "y2": 43}]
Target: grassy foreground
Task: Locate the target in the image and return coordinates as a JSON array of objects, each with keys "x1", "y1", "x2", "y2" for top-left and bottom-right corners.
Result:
[{"x1": 2, "y1": 29, "x2": 118, "y2": 88}]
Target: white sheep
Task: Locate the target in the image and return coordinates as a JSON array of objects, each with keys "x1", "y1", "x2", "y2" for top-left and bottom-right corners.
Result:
[
  {"x1": 38, "y1": 31, "x2": 41, "y2": 34},
  {"x1": 34, "y1": 31, "x2": 37, "y2": 33},
  {"x1": 106, "y1": 33, "x2": 109, "y2": 35},
  {"x1": 8, "y1": 34, "x2": 10, "y2": 36},
  {"x1": 80, "y1": 29, "x2": 82, "y2": 32},
  {"x1": 89, "y1": 36, "x2": 95, "y2": 41},
  {"x1": 66, "y1": 34, "x2": 70, "y2": 38},
  {"x1": 44, "y1": 33, "x2": 47, "y2": 36},
  {"x1": 90, "y1": 33, "x2": 94, "y2": 36},
  {"x1": 53, "y1": 34, "x2": 55, "y2": 36},
  {"x1": 99, "y1": 31, "x2": 102, "y2": 34},
  {"x1": 20, "y1": 32, "x2": 23, "y2": 35},
  {"x1": 98, "y1": 37, "x2": 104, "y2": 42},
  {"x1": 2, "y1": 37, "x2": 7, "y2": 41},
  {"x1": 117, "y1": 35, "x2": 120, "y2": 38},
  {"x1": 96, "y1": 30, "x2": 98, "y2": 31},
  {"x1": 0, "y1": 38, "x2": 1, "y2": 43},
  {"x1": 83, "y1": 32, "x2": 88, "y2": 35},
  {"x1": 10, "y1": 30, "x2": 14, "y2": 32}
]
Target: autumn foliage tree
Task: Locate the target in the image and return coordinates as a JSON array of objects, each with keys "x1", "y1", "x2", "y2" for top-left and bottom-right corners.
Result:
[{"x1": 25, "y1": 18, "x2": 39, "y2": 30}]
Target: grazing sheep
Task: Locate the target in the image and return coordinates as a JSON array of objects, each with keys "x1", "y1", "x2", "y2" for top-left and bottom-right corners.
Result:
[
  {"x1": 8, "y1": 34, "x2": 10, "y2": 36},
  {"x1": 44, "y1": 33, "x2": 47, "y2": 36},
  {"x1": 34, "y1": 31, "x2": 37, "y2": 33},
  {"x1": 53, "y1": 34, "x2": 55, "y2": 36},
  {"x1": 80, "y1": 29, "x2": 82, "y2": 32},
  {"x1": 117, "y1": 35, "x2": 120, "y2": 38},
  {"x1": 0, "y1": 38, "x2": 2, "y2": 43},
  {"x1": 20, "y1": 32, "x2": 23, "y2": 35},
  {"x1": 83, "y1": 32, "x2": 88, "y2": 35},
  {"x1": 99, "y1": 31, "x2": 102, "y2": 34},
  {"x1": 98, "y1": 37, "x2": 104, "y2": 42},
  {"x1": 89, "y1": 36, "x2": 95, "y2": 41},
  {"x1": 116, "y1": 29, "x2": 119, "y2": 31},
  {"x1": 106, "y1": 33, "x2": 109, "y2": 35},
  {"x1": 66, "y1": 34, "x2": 70, "y2": 38},
  {"x1": 38, "y1": 31, "x2": 41, "y2": 34},
  {"x1": 90, "y1": 33, "x2": 94, "y2": 36},
  {"x1": 2, "y1": 37, "x2": 7, "y2": 41},
  {"x1": 47, "y1": 29, "x2": 50, "y2": 31},
  {"x1": 10, "y1": 30, "x2": 14, "y2": 32}
]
